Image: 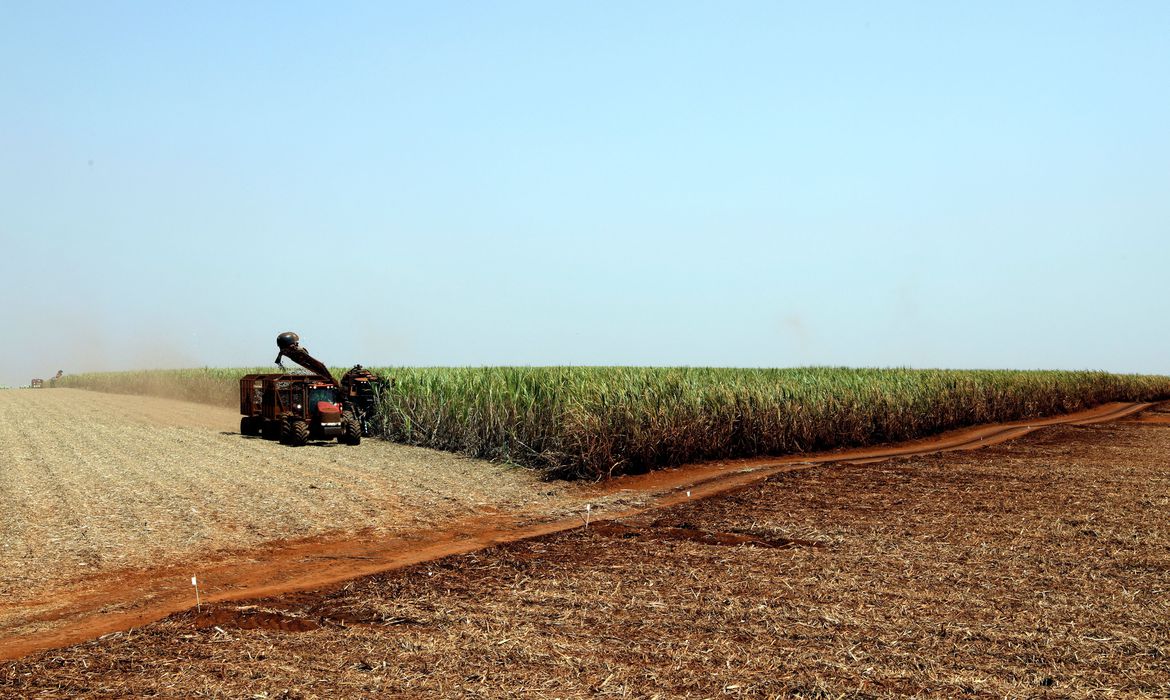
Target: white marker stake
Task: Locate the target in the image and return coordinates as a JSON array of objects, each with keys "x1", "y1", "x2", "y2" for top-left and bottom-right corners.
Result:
[
  {"x1": 192, "y1": 575, "x2": 201, "y2": 612},
  {"x1": 585, "y1": 504, "x2": 592, "y2": 529},
  {"x1": 686, "y1": 490, "x2": 691, "y2": 498}
]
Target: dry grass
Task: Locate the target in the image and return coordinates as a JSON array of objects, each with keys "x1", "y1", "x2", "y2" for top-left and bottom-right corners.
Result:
[{"x1": 4, "y1": 414, "x2": 1168, "y2": 698}]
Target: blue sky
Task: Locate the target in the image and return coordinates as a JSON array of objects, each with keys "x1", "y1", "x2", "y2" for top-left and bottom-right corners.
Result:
[{"x1": 2, "y1": 1, "x2": 1168, "y2": 385}]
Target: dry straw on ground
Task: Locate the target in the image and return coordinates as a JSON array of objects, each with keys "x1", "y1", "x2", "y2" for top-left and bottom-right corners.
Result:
[{"x1": 0, "y1": 389, "x2": 581, "y2": 610}]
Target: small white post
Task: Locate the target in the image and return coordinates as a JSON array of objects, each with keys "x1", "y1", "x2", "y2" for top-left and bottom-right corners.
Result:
[
  {"x1": 192, "y1": 575, "x2": 201, "y2": 612},
  {"x1": 686, "y1": 490, "x2": 691, "y2": 498},
  {"x1": 585, "y1": 504, "x2": 592, "y2": 529}
]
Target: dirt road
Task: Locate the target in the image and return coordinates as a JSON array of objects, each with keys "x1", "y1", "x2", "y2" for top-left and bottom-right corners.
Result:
[{"x1": 0, "y1": 389, "x2": 1159, "y2": 664}]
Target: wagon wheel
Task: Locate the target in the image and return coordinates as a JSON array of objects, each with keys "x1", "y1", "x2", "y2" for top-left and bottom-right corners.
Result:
[
  {"x1": 262, "y1": 419, "x2": 280, "y2": 440},
  {"x1": 242, "y1": 416, "x2": 262, "y2": 436}
]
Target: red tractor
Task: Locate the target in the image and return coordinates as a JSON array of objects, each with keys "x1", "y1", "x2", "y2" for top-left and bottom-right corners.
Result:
[{"x1": 239, "y1": 374, "x2": 361, "y2": 446}]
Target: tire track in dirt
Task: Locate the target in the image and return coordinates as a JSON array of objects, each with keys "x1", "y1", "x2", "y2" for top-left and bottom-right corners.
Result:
[
  {"x1": 0, "y1": 396, "x2": 1157, "y2": 661},
  {"x1": 0, "y1": 399, "x2": 142, "y2": 589},
  {"x1": 37, "y1": 409, "x2": 228, "y2": 568}
]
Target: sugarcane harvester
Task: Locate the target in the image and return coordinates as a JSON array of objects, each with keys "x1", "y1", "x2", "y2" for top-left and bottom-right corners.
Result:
[
  {"x1": 238, "y1": 332, "x2": 386, "y2": 446},
  {"x1": 337, "y1": 364, "x2": 384, "y2": 437}
]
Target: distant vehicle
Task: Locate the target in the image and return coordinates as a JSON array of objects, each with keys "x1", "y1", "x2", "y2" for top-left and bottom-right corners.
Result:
[
  {"x1": 239, "y1": 374, "x2": 361, "y2": 446},
  {"x1": 30, "y1": 371, "x2": 63, "y2": 389}
]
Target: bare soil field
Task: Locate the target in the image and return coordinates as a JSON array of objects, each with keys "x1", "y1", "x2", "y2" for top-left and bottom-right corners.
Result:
[{"x1": 2, "y1": 397, "x2": 1167, "y2": 697}]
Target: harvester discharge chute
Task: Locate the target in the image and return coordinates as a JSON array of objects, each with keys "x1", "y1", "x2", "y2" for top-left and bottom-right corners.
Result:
[{"x1": 275, "y1": 332, "x2": 336, "y2": 384}]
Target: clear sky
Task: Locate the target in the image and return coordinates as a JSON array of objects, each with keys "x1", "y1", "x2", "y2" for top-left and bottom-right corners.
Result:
[{"x1": 2, "y1": 1, "x2": 1168, "y2": 386}]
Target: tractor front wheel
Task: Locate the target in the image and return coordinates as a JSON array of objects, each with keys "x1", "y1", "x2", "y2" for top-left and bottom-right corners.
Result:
[{"x1": 287, "y1": 419, "x2": 309, "y2": 447}]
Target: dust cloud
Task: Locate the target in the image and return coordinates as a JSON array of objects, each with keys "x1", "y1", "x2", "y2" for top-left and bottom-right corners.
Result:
[{"x1": 4, "y1": 308, "x2": 225, "y2": 388}]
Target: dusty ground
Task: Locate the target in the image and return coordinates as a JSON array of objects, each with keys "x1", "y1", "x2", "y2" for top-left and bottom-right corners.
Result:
[{"x1": 2, "y1": 402, "x2": 1166, "y2": 698}]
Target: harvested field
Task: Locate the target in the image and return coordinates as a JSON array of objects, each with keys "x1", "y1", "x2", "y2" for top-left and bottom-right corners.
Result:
[
  {"x1": 0, "y1": 389, "x2": 597, "y2": 652},
  {"x1": 2, "y1": 401, "x2": 1167, "y2": 697}
]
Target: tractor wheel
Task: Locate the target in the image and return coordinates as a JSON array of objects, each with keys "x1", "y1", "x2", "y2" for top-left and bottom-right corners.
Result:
[
  {"x1": 240, "y1": 417, "x2": 253, "y2": 436},
  {"x1": 341, "y1": 412, "x2": 361, "y2": 445},
  {"x1": 262, "y1": 419, "x2": 280, "y2": 440},
  {"x1": 288, "y1": 419, "x2": 310, "y2": 447}
]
